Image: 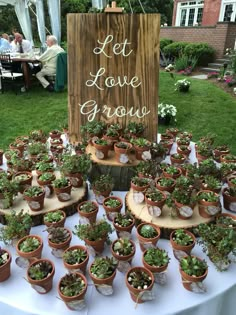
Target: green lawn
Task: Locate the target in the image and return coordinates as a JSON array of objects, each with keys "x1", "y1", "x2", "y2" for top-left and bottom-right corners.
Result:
[{"x1": 0, "y1": 72, "x2": 236, "y2": 153}]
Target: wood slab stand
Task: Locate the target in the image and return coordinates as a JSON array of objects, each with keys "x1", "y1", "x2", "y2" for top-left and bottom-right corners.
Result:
[
  {"x1": 126, "y1": 189, "x2": 215, "y2": 239},
  {"x1": 0, "y1": 171, "x2": 88, "y2": 226}
]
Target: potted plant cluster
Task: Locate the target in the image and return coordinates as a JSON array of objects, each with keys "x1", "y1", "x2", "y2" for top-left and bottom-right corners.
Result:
[
  {"x1": 103, "y1": 196, "x2": 123, "y2": 221},
  {"x1": 16, "y1": 235, "x2": 43, "y2": 263},
  {"x1": 113, "y1": 212, "x2": 135, "y2": 238},
  {"x1": 52, "y1": 177, "x2": 72, "y2": 202},
  {"x1": 136, "y1": 160, "x2": 160, "y2": 179},
  {"x1": 179, "y1": 256, "x2": 208, "y2": 292},
  {"x1": 111, "y1": 238, "x2": 136, "y2": 269},
  {"x1": 43, "y1": 209, "x2": 66, "y2": 228},
  {"x1": 63, "y1": 245, "x2": 89, "y2": 274},
  {"x1": 130, "y1": 137, "x2": 151, "y2": 161},
  {"x1": 37, "y1": 172, "x2": 56, "y2": 196},
  {"x1": 47, "y1": 227, "x2": 72, "y2": 255},
  {"x1": 195, "y1": 223, "x2": 236, "y2": 271},
  {"x1": 89, "y1": 256, "x2": 118, "y2": 295},
  {"x1": 114, "y1": 141, "x2": 132, "y2": 164},
  {"x1": 170, "y1": 229, "x2": 196, "y2": 257},
  {"x1": 0, "y1": 247, "x2": 12, "y2": 282},
  {"x1": 136, "y1": 223, "x2": 161, "y2": 252},
  {"x1": 197, "y1": 190, "x2": 220, "y2": 218},
  {"x1": 26, "y1": 259, "x2": 55, "y2": 294},
  {"x1": 0, "y1": 210, "x2": 32, "y2": 245},
  {"x1": 91, "y1": 174, "x2": 114, "y2": 204},
  {"x1": 125, "y1": 121, "x2": 145, "y2": 137},
  {"x1": 73, "y1": 220, "x2": 113, "y2": 254},
  {"x1": 23, "y1": 186, "x2": 45, "y2": 211},
  {"x1": 77, "y1": 200, "x2": 99, "y2": 224},
  {"x1": 58, "y1": 272, "x2": 88, "y2": 310},
  {"x1": 125, "y1": 266, "x2": 155, "y2": 303}
]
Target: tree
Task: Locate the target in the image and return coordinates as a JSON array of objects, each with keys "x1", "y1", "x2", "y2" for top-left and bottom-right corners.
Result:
[{"x1": 116, "y1": 0, "x2": 173, "y2": 24}]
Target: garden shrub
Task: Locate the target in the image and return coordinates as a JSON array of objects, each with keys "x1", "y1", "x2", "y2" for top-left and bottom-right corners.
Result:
[
  {"x1": 175, "y1": 55, "x2": 198, "y2": 72},
  {"x1": 160, "y1": 38, "x2": 173, "y2": 51},
  {"x1": 163, "y1": 42, "x2": 189, "y2": 58},
  {"x1": 184, "y1": 43, "x2": 215, "y2": 66}
]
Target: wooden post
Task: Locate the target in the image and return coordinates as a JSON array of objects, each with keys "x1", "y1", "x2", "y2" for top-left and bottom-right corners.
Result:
[{"x1": 67, "y1": 14, "x2": 160, "y2": 142}]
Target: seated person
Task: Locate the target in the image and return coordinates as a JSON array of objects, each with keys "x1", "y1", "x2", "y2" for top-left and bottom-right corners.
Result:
[
  {"x1": 11, "y1": 32, "x2": 32, "y2": 53},
  {"x1": 36, "y1": 35, "x2": 64, "y2": 92},
  {"x1": 0, "y1": 35, "x2": 11, "y2": 52}
]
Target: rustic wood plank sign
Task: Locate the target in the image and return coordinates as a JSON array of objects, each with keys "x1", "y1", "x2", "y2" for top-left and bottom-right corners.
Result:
[{"x1": 67, "y1": 13, "x2": 160, "y2": 141}]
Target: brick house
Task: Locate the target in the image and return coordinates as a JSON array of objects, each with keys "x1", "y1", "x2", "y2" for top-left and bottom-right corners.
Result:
[
  {"x1": 172, "y1": 0, "x2": 236, "y2": 26},
  {"x1": 160, "y1": 0, "x2": 236, "y2": 58}
]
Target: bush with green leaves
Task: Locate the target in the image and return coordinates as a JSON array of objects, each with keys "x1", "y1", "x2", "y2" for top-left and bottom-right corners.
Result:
[
  {"x1": 184, "y1": 42, "x2": 215, "y2": 66},
  {"x1": 160, "y1": 38, "x2": 173, "y2": 51},
  {"x1": 163, "y1": 42, "x2": 189, "y2": 58}
]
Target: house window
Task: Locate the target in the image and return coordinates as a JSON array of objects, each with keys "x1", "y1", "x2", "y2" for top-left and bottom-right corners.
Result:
[
  {"x1": 219, "y1": 1, "x2": 236, "y2": 22},
  {"x1": 176, "y1": 0, "x2": 204, "y2": 26}
]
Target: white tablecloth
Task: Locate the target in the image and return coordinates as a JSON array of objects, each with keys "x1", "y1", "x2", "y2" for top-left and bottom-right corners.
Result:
[{"x1": 0, "y1": 139, "x2": 236, "y2": 315}]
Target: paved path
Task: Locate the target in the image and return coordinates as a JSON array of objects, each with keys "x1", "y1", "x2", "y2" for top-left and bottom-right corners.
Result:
[{"x1": 190, "y1": 74, "x2": 208, "y2": 80}]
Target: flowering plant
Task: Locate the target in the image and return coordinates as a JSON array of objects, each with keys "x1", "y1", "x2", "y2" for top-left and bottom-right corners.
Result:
[
  {"x1": 175, "y1": 79, "x2": 191, "y2": 92},
  {"x1": 158, "y1": 103, "x2": 177, "y2": 124}
]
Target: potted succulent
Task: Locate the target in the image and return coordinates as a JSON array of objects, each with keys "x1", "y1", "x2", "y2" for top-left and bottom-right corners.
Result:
[
  {"x1": 0, "y1": 210, "x2": 32, "y2": 245},
  {"x1": 125, "y1": 121, "x2": 145, "y2": 137},
  {"x1": 43, "y1": 209, "x2": 66, "y2": 228},
  {"x1": 60, "y1": 153, "x2": 92, "y2": 187},
  {"x1": 52, "y1": 177, "x2": 72, "y2": 202},
  {"x1": 179, "y1": 256, "x2": 208, "y2": 291},
  {"x1": 170, "y1": 153, "x2": 186, "y2": 165},
  {"x1": 169, "y1": 187, "x2": 196, "y2": 220},
  {"x1": 142, "y1": 247, "x2": 170, "y2": 284},
  {"x1": 0, "y1": 247, "x2": 12, "y2": 282},
  {"x1": 16, "y1": 235, "x2": 43, "y2": 263},
  {"x1": 155, "y1": 177, "x2": 176, "y2": 193},
  {"x1": 196, "y1": 142, "x2": 213, "y2": 162},
  {"x1": 145, "y1": 187, "x2": 166, "y2": 209},
  {"x1": 166, "y1": 127, "x2": 179, "y2": 139},
  {"x1": 13, "y1": 171, "x2": 33, "y2": 193},
  {"x1": 80, "y1": 120, "x2": 106, "y2": 138},
  {"x1": 131, "y1": 176, "x2": 150, "y2": 193},
  {"x1": 220, "y1": 162, "x2": 236, "y2": 182},
  {"x1": 201, "y1": 175, "x2": 222, "y2": 193},
  {"x1": 92, "y1": 138, "x2": 111, "y2": 159},
  {"x1": 215, "y1": 213, "x2": 236, "y2": 228},
  {"x1": 111, "y1": 238, "x2": 136, "y2": 267},
  {"x1": 130, "y1": 137, "x2": 151, "y2": 161},
  {"x1": 213, "y1": 145, "x2": 230, "y2": 162},
  {"x1": 195, "y1": 223, "x2": 236, "y2": 271},
  {"x1": 103, "y1": 127, "x2": 120, "y2": 143},
  {"x1": 89, "y1": 256, "x2": 118, "y2": 294},
  {"x1": 35, "y1": 161, "x2": 54, "y2": 176},
  {"x1": 0, "y1": 173, "x2": 19, "y2": 208},
  {"x1": 136, "y1": 160, "x2": 160, "y2": 179},
  {"x1": 37, "y1": 172, "x2": 56, "y2": 196},
  {"x1": 177, "y1": 144, "x2": 191, "y2": 157},
  {"x1": 163, "y1": 165, "x2": 182, "y2": 179},
  {"x1": 220, "y1": 154, "x2": 236, "y2": 164},
  {"x1": 29, "y1": 129, "x2": 47, "y2": 143},
  {"x1": 27, "y1": 142, "x2": 47, "y2": 159},
  {"x1": 227, "y1": 176, "x2": 236, "y2": 188},
  {"x1": 73, "y1": 220, "x2": 113, "y2": 254},
  {"x1": 49, "y1": 129, "x2": 62, "y2": 139},
  {"x1": 136, "y1": 223, "x2": 161, "y2": 252},
  {"x1": 9, "y1": 141, "x2": 25, "y2": 157},
  {"x1": 77, "y1": 200, "x2": 99, "y2": 224},
  {"x1": 23, "y1": 186, "x2": 45, "y2": 211},
  {"x1": 125, "y1": 266, "x2": 155, "y2": 303},
  {"x1": 91, "y1": 174, "x2": 114, "y2": 204},
  {"x1": 58, "y1": 273, "x2": 88, "y2": 310},
  {"x1": 114, "y1": 141, "x2": 132, "y2": 164},
  {"x1": 170, "y1": 229, "x2": 196, "y2": 257},
  {"x1": 62, "y1": 245, "x2": 89, "y2": 274},
  {"x1": 197, "y1": 190, "x2": 220, "y2": 218},
  {"x1": 113, "y1": 212, "x2": 135, "y2": 238},
  {"x1": 10, "y1": 156, "x2": 33, "y2": 172},
  {"x1": 26, "y1": 259, "x2": 55, "y2": 294},
  {"x1": 150, "y1": 143, "x2": 166, "y2": 162},
  {"x1": 222, "y1": 186, "x2": 236, "y2": 212},
  {"x1": 103, "y1": 196, "x2": 123, "y2": 221},
  {"x1": 47, "y1": 227, "x2": 72, "y2": 255}
]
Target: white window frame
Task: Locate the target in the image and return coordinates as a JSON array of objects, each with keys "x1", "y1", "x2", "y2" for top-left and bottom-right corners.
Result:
[
  {"x1": 175, "y1": 0, "x2": 204, "y2": 26},
  {"x1": 219, "y1": 0, "x2": 236, "y2": 22}
]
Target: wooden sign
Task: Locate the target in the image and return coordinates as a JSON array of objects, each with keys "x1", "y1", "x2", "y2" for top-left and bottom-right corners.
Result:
[{"x1": 67, "y1": 13, "x2": 160, "y2": 141}]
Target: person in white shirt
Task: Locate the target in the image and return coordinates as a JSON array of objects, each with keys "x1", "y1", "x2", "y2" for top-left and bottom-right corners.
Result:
[
  {"x1": 12, "y1": 33, "x2": 32, "y2": 53},
  {"x1": 36, "y1": 35, "x2": 64, "y2": 92},
  {"x1": 0, "y1": 36, "x2": 11, "y2": 52}
]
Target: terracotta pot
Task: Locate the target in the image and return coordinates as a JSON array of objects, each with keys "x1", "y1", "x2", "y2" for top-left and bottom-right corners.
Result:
[
  {"x1": 163, "y1": 167, "x2": 182, "y2": 179},
  {"x1": 27, "y1": 259, "x2": 55, "y2": 294},
  {"x1": 174, "y1": 199, "x2": 195, "y2": 220},
  {"x1": 215, "y1": 212, "x2": 236, "y2": 227},
  {"x1": 145, "y1": 191, "x2": 166, "y2": 208},
  {"x1": 89, "y1": 263, "x2": 116, "y2": 287},
  {"x1": 177, "y1": 145, "x2": 191, "y2": 157},
  {"x1": 130, "y1": 180, "x2": 150, "y2": 192},
  {"x1": 142, "y1": 249, "x2": 169, "y2": 274},
  {"x1": 160, "y1": 133, "x2": 174, "y2": 141},
  {"x1": 0, "y1": 249, "x2": 12, "y2": 282},
  {"x1": 133, "y1": 144, "x2": 151, "y2": 161},
  {"x1": 48, "y1": 228, "x2": 72, "y2": 252},
  {"x1": 64, "y1": 172, "x2": 83, "y2": 188},
  {"x1": 136, "y1": 223, "x2": 161, "y2": 252},
  {"x1": 93, "y1": 140, "x2": 110, "y2": 159},
  {"x1": 111, "y1": 239, "x2": 136, "y2": 263},
  {"x1": 159, "y1": 140, "x2": 173, "y2": 155},
  {"x1": 222, "y1": 187, "x2": 236, "y2": 212},
  {"x1": 77, "y1": 201, "x2": 99, "y2": 224},
  {"x1": 54, "y1": 183, "x2": 72, "y2": 202},
  {"x1": 179, "y1": 257, "x2": 208, "y2": 291},
  {"x1": 220, "y1": 154, "x2": 236, "y2": 164},
  {"x1": 197, "y1": 190, "x2": 220, "y2": 218},
  {"x1": 43, "y1": 210, "x2": 66, "y2": 228},
  {"x1": 125, "y1": 266, "x2": 155, "y2": 303},
  {"x1": 114, "y1": 142, "x2": 132, "y2": 163},
  {"x1": 170, "y1": 154, "x2": 186, "y2": 165},
  {"x1": 227, "y1": 176, "x2": 236, "y2": 188},
  {"x1": 213, "y1": 148, "x2": 230, "y2": 162},
  {"x1": 24, "y1": 189, "x2": 46, "y2": 211},
  {"x1": 166, "y1": 128, "x2": 179, "y2": 139},
  {"x1": 63, "y1": 245, "x2": 89, "y2": 274},
  {"x1": 155, "y1": 177, "x2": 176, "y2": 193},
  {"x1": 37, "y1": 173, "x2": 56, "y2": 197},
  {"x1": 103, "y1": 196, "x2": 123, "y2": 221},
  {"x1": 170, "y1": 230, "x2": 196, "y2": 256},
  {"x1": 58, "y1": 272, "x2": 87, "y2": 310},
  {"x1": 84, "y1": 237, "x2": 106, "y2": 254},
  {"x1": 92, "y1": 188, "x2": 112, "y2": 205},
  {"x1": 9, "y1": 142, "x2": 25, "y2": 157},
  {"x1": 14, "y1": 171, "x2": 33, "y2": 193},
  {"x1": 113, "y1": 216, "x2": 135, "y2": 238},
  {"x1": 49, "y1": 130, "x2": 62, "y2": 139},
  {"x1": 16, "y1": 235, "x2": 43, "y2": 262}
]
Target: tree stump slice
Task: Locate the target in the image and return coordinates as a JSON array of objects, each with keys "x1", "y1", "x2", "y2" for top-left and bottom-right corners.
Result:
[
  {"x1": 0, "y1": 171, "x2": 87, "y2": 226},
  {"x1": 125, "y1": 189, "x2": 215, "y2": 239}
]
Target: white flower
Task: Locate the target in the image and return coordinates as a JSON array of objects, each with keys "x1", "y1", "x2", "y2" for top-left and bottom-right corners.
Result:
[{"x1": 158, "y1": 103, "x2": 177, "y2": 118}]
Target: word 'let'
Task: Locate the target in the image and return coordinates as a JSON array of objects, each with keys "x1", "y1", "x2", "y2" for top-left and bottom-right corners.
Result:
[{"x1": 93, "y1": 35, "x2": 133, "y2": 58}]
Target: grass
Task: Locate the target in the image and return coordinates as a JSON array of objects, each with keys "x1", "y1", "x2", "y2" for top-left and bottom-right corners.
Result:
[{"x1": 0, "y1": 72, "x2": 236, "y2": 153}]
